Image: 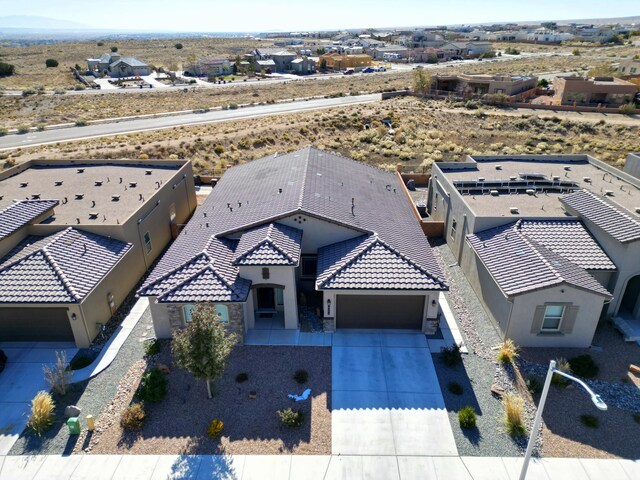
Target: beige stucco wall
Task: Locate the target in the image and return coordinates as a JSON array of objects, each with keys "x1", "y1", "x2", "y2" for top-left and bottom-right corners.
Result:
[
  {"x1": 278, "y1": 214, "x2": 362, "y2": 254},
  {"x1": 238, "y1": 265, "x2": 298, "y2": 329},
  {"x1": 508, "y1": 284, "x2": 606, "y2": 348}
]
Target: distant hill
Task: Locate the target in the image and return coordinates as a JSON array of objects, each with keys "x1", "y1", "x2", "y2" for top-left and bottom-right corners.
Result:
[{"x1": 0, "y1": 15, "x2": 93, "y2": 30}]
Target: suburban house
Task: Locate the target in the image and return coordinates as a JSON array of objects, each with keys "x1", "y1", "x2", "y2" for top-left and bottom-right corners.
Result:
[
  {"x1": 318, "y1": 53, "x2": 372, "y2": 70},
  {"x1": 140, "y1": 147, "x2": 447, "y2": 343},
  {"x1": 432, "y1": 73, "x2": 538, "y2": 98},
  {"x1": 552, "y1": 76, "x2": 637, "y2": 106},
  {"x1": 427, "y1": 153, "x2": 640, "y2": 347},
  {"x1": 184, "y1": 57, "x2": 231, "y2": 77},
  {"x1": 86, "y1": 53, "x2": 151, "y2": 78},
  {"x1": 370, "y1": 46, "x2": 409, "y2": 60},
  {"x1": 253, "y1": 48, "x2": 297, "y2": 72},
  {"x1": 0, "y1": 159, "x2": 196, "y2": 347},
  {"x1": 618, "y1": 59, "x2": 640, "y2": 77},
  {"x1": 290, "y1": 57, "x2": 316, "y2": 74}
]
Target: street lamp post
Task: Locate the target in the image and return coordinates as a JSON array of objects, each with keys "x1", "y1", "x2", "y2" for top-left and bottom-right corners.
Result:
[{"x1": 519, "y1": 359, "x2": 607, "y2": 480}]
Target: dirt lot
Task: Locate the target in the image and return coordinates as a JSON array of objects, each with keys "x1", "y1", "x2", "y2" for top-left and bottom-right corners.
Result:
[
  {"x1": 521, "y1": 322, "x2": 640, "y2": 459},
  {"x1": 84, "y1": 345, "x2": 331, "y2": 455}
]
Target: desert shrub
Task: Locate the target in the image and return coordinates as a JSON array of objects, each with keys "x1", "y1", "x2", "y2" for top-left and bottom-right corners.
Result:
[
  {"x1": 480, "y1": 49, "x2": 497, "y2": 59},
  {"x1": 97, "y1": 41, "x2": 104, "y2": 46},
  {"x1": 54, "y1": 89, "x2": 66, "y2": 94},
  {"x1": 483, "y1": 93, "x2": 510, "y2": 106},
  {"x1": 278, "y1": 408, "x2": 305, "y2": 427},
  {"x1": 503, "y1": 394, "x2": 526, "y2": 437},
  {"x1": 175, "y1": 43, "x2": 183, "y2": 50},
  {"x1": 22, "y1": 89, "x2": 37, "y2": 97},
  {"x1": 36, "y1": 124, "x2": 46, "y2": 132},
  {"x1": 43, "y1": 351, "x2": 72, "y2": 395},
  {"x1": 213, "y1": 144, "x2": 225, "y2": 155},
  {"x1": 74, "y1": 84, "x2": 86, "y2": 91},
  {"x1": 580, "y1": 414, "x2": 599, "y2": 428},
  {"x1": 4, "y1": 157, "x2": 16, "y2": 168},
  {"x1": 121, "y1": 402, "x2": 145, "y2": 430},
  {"x1": 464, "y1": 99, "x2": 479, "y2": 109},
  {"x1": 17, "y1": 125, "x2": 30, "y2": 134},
  {"x1": 293, "y1": 369, "x2": 308, "y2": 384},
  {"x1": 0, "y1": 62, "x2": 15, "y2": 77},
  {"x1": 75, "y1": 119, "x2": 88, "y2": 127},
  {"x1": 144, "y1": 339, "x2": 161, "y2": 356},
  {"x1": 448, "y1": 382, "x2": 464, "y2": 395},
  {"x1": 111, "y1": 46, "x2": 118, "y2": 52},
  {"x1": 27, "y1": 391, "x2": 55, "y2": 435},
  {"x1": 619, "y1": 103, "x2": 636, "y2": 115},
  {"x1": 235, "y1": 372, "x2": 249, "y2": 383},
  {"x1": 45, "y1": 59, "x2": 59, "y2": 68},
  {"x1": 208, "y1": 419, "x2": 223, "y2": 439},
  {"x1": 135, "y1": 368, "x2": 168, "y2": 403},
  {"x1": 69, "y1": 354, "x2": 93, "y2": 370},
  {"x1": 552, "y1": 357, "x2": 572, "y2": 387},
  {"x1": 458, "y1": 406, "x2": 477, "y2": 428},
  {"x1": 497, "y1": 339, "x2": 519, "y2": 365},
  {"x1": 572, "y1": 49, "x2": 581, "y2": 56},
  {"x1": 441, "y1": 343, "x2": 462, "y2": 367},
  {"x1": 526, "y1": 377, "x2": 542, "y2": 396},
  {"x1": 568, "y1": 355, "x2": 599, "y2": 379},
  {"x1": 229, "y1": 103, "x2": 239, "y2": 109},
  {"x1": 504, "y1": 47, "x2": 520, "y2": 55},
  {"x1": 0, "y1": 128, "x2": 8, "y2": 137}
]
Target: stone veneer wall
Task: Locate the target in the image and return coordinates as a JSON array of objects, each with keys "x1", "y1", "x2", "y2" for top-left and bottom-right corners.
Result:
[
  {"x1": 166, "y1": 303, "x2": 245, "y2": 344},
  {"x1": 323, "y1": 317, "x2": 335, "y2": 332},
  {"x1": 424, "y1": 318, "x2": 439, "y2": 336}
]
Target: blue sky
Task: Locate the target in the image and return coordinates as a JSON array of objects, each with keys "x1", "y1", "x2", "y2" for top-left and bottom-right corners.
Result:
[{"x1": 2, "y1": 0, "x2": 638, "y2": 32}]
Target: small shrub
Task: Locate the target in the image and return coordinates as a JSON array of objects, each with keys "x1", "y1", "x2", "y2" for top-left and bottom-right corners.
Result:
[
  {"x1": 135, "y1": 368, "x2": 168, "y2": 403},
  {"x1": 144, "y1": 339, "x2": 161, "y2": 356},
  {"x1": 121, "y1": 402, "x2": 145, "y2": 430},
  {"x1": 22, "y1": 89, "x2": 36, "y2": 97},
  {"x1": 27, "y1": 391, "x2": 55, "y2": 436},
  {"x1": 552, "y1": 357, "x2": 571, "y2": 387},
  {"x1": 175, "y1": 43, "x2": 184, "y2": 50},
  {"x1": 448, "y1": 381, "x2": 464, "y2": 395},
  {"x1": 293, "y1": 369, "x2": 308, "y2": 384},
  {"x1": 74, "y1": 84, "x2": 85, "y2": 91},
  {"x1": 503, "y1": 393, "x2": 526, "y2": 437},
  {"x1": 213, "y1": 144, "x2": 225, "y2": 155},
  {"x1": 572, "y1": 49, "x2": 581, "y2": 56},
  {"x1": 278, "y1": 408, "x2": 305, "y2": 427},
  {"x1": 228, "y1": 103, "x2": 238, "y2": 109},
  {"x1": 526, "y1": 377, "x2": 542, "y2": 396},
  {"x1": 235, "y1": 372, "x2": 249, "y2": 383},
  {"x1": 75, "y1": 119, "x2": 88, "y2": 127},
  {"x1": 3, "y1": 157, "x2": 16, "y2": 168},
  {"x1": 580, "y1": 414, "x2": 599, "y2": 428},
  {"x1": 497, "y1": 339, "x2": 519, "y2": 365},
  {"x1": 43, "y1": 351, "x2": 72, "y2": 395},
  {"x1": 0, "y1": 128, "x2": 8, "y2": 137},
  {"x1": 568, "y1": 355, "x2": 599, "y2": 379},
  {"x1": 36, "y1": 124, "x2": 46, "y2": 132},
  {"x1": 619, "y1": 103, "x2": 636, "y2": 115},
  {"x1": 208, "y1": 418, "x2": 223, "y2": 439},
  {"x1": 54, "y1": 89, "x2": 66, "y2": 94},
  {"x1": 111, "y1": 46, "x2": 118, "y2": 53},
  {"x1": 458, "y1": 406, "x2": 477, "y2": 428},
  {"x1": 633, "y1": 413, "x2": 640, "y2": 424},
  {"x1": 441, "y1": 343, "x2": 462, "y2": 367},
  {"x1": 45, "y1": 59, "x2": 59, "y2": 68},
  {"x1": 97, "y1": 41, "x2": 104, "y2": 46},
  {"x1": 0, "y1": 62, "x2": 16, "y2": 77},
  {"x1": 16, "y1": 124, "x2": 30, "y2": 134}
]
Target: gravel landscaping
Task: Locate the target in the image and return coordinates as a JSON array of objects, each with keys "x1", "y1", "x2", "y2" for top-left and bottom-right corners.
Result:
[
  {"x1": 9, "y1": 308, "x2": 153, "y2": 455},
  {"x1": 84, "y1": 345, "x2": 331, "y2": 455}
]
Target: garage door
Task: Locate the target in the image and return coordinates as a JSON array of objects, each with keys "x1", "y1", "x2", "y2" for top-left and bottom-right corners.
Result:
[
  {"x1": 337, "y1": 295, "x2": 425, "y2": 329},
  {"x1": 0, "y1": 307, "x2": 74, "y2": 342}
]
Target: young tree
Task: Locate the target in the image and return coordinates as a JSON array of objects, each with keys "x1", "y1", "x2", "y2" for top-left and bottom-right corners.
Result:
[
  {"x1": 172, "y1": 304, "x2": 238, "y2": 398},
  {"x1": 45, "y1": 59, "x2": 59, "y2": 68},
  {"x1": 413, "y1": 69, "x2": 433, "y2": 97},
  {"x1": 175, "y1": 43, "x2": 184, "y2": 50},
  {"x1": 0, "y1": 62, "x2": 15, "y2": 77},
  {"x1": 111, "y1": 46, "x2": 118, "y2": 53}
]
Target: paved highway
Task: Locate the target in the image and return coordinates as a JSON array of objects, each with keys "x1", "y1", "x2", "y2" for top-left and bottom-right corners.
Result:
[{"x1": 0, "y1": 94, "x2": 381, "y2": 151}]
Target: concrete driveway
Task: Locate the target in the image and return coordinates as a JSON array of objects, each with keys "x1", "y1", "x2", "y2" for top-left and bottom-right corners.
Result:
[
  {"x1": 331, "y1": 330, "x2": 458, "y2": 456},
  {"x1": 0, "y1": 342, "x2": 77, "y2": 455}
]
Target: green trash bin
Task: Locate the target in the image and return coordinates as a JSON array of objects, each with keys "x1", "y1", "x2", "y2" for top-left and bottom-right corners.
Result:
[{"x1": 67, "y1": 417, "x2": 81, "y2": 435}]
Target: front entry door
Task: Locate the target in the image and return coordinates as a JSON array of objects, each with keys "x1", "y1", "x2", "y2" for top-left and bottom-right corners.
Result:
[{"x1": 257, "y1": 287, "x2": 276, "y2": 310}]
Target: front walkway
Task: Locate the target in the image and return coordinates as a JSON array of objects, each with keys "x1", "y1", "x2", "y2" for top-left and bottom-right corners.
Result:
[
  {"x1": 331, "y1": 330, "x2": 458, "y2": 456},
  {"x1": 0, "y1": 454, "x2": 637, "y2": 479}
]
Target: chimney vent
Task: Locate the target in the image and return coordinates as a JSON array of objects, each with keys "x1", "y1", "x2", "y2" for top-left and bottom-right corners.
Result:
[
  {"x1": 564, "y1": 166, "x2": 571, "y2": 171},
  {"x1": 510, "y1": 207, "x2": 519, "y2": 214},
  {"x1": 31, "y1": 194, "x2": 40, "y2": 200},
  {"x1": 495, "y1": 165, "x2": 502, "y2": 170},
  {"x1": 490, "y1": 190, "x2": 499, "y2": 196},
  {"x1": 89, "y1": 212, "x2": 98, "y2": 219},
  {"x1": 77, "y1": 168, "x2": 85, "y2": 174},
  {"x1": 583, "y1": 177, "x2": 591, "y2": 183},
  {"x1": 95, "y1": 181, "x2": 103, "y2": 186},
  {"x1": 526, "y1": 189, "x2": 535, "y2": 195},
  {"x1": 20, "y1": 182, "x2": 28, "y2": 188},
  {"x1": 129, "y1": 182, "x2": 137, "y2": 188},
  {"x1": 145, "y1": 170, "x2": 152, "y2": 175},
  {"x1": 75, "y1": 194, "x2": 84, "y2": 200},
  {"x1": 111, "y1": 195, "x2": 120, "y2": 201},
  {"x1": 478, "y1": 177, "x2": 485, "y2": 182},
  {"x1": 54, "y1": 181, "x2": 63, "y2": 186},
  {"x1": 604, "y1": 190, "x2": 614, "y2": 196}
]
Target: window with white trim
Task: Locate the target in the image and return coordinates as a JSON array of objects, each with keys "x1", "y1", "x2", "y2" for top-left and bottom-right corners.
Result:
[
  {"x1": 542, "y1": 305, "x2": 564, "y2": 331},
  {"x1": 143, "y1": 231, "x2": 152, "y2": 254},
  {"x1": 183, "y1": 304, "x2": 229, "y2": 324}
]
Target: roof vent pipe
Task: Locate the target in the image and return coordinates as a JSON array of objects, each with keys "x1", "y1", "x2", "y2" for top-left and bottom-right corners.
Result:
[{"x1": 510, "y1": 207, "x2": 519, "y2": 214}]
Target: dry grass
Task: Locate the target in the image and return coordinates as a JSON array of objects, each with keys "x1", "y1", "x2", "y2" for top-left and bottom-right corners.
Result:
[
  {"x1": 502, "y1": 393, "x2": 526, "y2": 437},
  {"x1": 497, "y1": 339, "x2": 519, "y2": 365},
  {"x1": 27, "y1": 391, "x2": 55, "y2": 436},
  {"x1": 43, "y1": 350, "x2": 72, "y2": 396},
  {"x1": 5, "y1": 96, "x2": 638, "y2": 176}
]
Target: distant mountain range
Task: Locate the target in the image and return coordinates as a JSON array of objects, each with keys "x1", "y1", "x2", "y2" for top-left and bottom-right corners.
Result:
[{"x1": 0, "y1": 15, "x2": 93, "y2": 30}]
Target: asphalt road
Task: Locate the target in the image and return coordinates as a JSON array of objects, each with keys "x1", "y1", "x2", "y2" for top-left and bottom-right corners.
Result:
[{"x1": 0, "y1": 94, "x2": 381, "y2": 150}]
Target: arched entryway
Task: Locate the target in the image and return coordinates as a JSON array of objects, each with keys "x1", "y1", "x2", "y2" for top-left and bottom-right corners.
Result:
[{"x1": 620, "y1": 274, "x2": 640, "y2": 318}]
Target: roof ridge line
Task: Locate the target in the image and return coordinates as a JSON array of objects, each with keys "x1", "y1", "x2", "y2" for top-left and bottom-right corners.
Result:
[
  {"x1": 586, "y1": 189, "x2": 640, "y2": 226},
  {"x1": 156, "y1": 263, "x2": 216, "y2": 301},
  {"x1": 40, "y1": 246, "x2": 82, "y2": 302},
  {"x1": 264, "y1": 237, "x2": 295, "y2": 263},
  {"x1": 142, "y1": 251, "x2": 211, "y2": 293},
  {"x1": 516, "y1": 231, "x2": 565, "y2": 283},
  {"x1": 318, "y1": 235, "x2": 379, "y2": 288},
  {"x1": 297, "y1": 150, "x2": 310, "y2": 210}
]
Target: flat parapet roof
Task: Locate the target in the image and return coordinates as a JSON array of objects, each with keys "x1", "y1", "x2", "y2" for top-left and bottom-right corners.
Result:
[
  {"x1": 0, "y1": 160, "x2": 186, "y2": 226},
  {"x1": 436, "y1": 156, "x2": 640, "y2": 219}
]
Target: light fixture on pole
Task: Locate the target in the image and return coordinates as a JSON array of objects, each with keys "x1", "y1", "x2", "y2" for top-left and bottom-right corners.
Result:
[{"x1": 519, "y1": 359, "x2": 607, "y2": 480}]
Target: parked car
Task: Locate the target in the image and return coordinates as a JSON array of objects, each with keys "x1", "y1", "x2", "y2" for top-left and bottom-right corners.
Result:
[
  {"x1": 343, "y1": 69, "x2": 354, "y2": 75},
  {"x1": 451, "y1": 56, "x2": 464, "y2": 61},
  {"x1": 362, "y1": 67, "x2": 374, "y2": 73},
  {"x1": 0, "y1": 350, "x2": 7, "y2": 373}
]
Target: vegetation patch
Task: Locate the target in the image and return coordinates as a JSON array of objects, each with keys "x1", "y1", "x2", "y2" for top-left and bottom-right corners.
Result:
[{"x1": 458, "y1": 406, "x2": 477, "y2": 428}]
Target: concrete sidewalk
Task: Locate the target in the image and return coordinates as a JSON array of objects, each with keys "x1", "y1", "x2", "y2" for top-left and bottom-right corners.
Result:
[{"x1": 0, "y1": 454, "x2": 637, "y2": 479}]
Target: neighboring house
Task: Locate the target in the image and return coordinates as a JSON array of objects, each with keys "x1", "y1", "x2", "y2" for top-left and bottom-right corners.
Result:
[
  {"x1": 427, "y1": 153, "x2": 640, "y2": 347},
  {"x1": 184, "y1": 57, "x2": 231, "y2": 77},
  {"x1": 553, "y1": 76, "x2": 636, "y2": 106},
  {"x1": 252, "y1": 48, "x2": 297, "y2": 72},
  {"x1": 0, "y1": 159, "x2": 196, "y2": 347},
  {"x1": 618, "y1": 59, "x2": 640, "y2": 76},
  {"x1": 370, "y1": 46, "x2": 409, "y2": 60},
  {"x1": 139, "y1": 147, "x2": 447, "y2": 343},
  {"x1": 86, "y1": 53, "x2": 151, "y2": 78},
  {"x1": 432, "y1": 73, "x2": 538, "y2": 97},
  {"x1": 290, "y1": 57, "x2": 316, "y2": 74},
  {"x1": 318, "y1": 53, "x2": 372, "y2": 70}
]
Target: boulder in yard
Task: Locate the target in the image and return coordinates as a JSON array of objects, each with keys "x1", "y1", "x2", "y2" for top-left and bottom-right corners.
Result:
[{"x1": 64, "y1": 405, "x2": 82, "y2": 418}]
